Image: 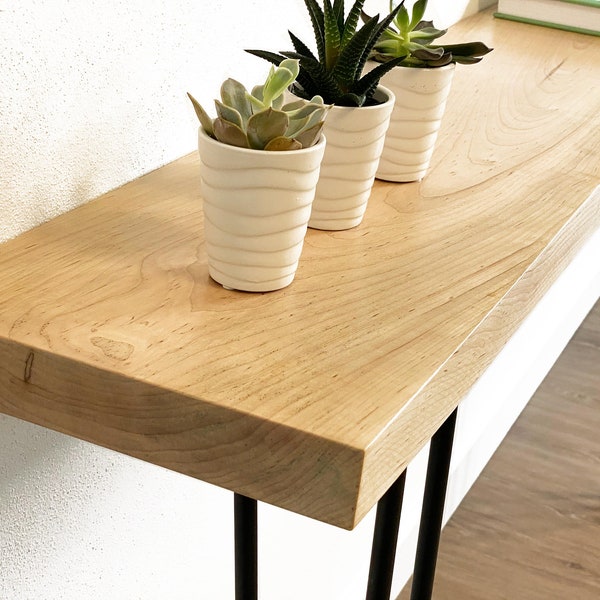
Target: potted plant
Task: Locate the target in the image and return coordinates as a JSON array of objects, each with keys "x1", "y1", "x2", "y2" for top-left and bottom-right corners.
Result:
[
  {"x1": 246, "y1": 0, "x2": 407, "y2": 231},
  {"x1": 188, "y1": 58, "x2": 330, "y2": 292},
  {"x1": 363, "y1": 0, "x2": 492, "y2": 182}
]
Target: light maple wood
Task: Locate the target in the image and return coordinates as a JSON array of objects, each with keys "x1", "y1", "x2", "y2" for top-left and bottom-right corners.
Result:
[
  {"x1": 399, "y1": 300, "x2": 600, "y2": 599},
  {"x1": 0, "y1": 10, "x2": 599, "y2": 529}
]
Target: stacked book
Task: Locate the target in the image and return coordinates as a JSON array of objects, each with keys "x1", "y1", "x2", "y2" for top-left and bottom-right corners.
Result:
[{"x1": 495, "y1": 0, "x2": 600, "y2": 36}]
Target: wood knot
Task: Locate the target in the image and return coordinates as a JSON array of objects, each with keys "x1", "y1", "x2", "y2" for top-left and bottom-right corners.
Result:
[{"x1": 24, "y1": 351, "x2": 34, "y2": 383}]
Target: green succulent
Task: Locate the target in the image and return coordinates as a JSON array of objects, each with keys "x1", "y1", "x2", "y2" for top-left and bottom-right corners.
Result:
[
  {"x1": 366, "y1": 0, "x2": 493, "y2": 68},
  {"x1": 187, "y1": 58, "x2": 330, "y2": 151},
  {"x1": 246, "y1": 0, "x2": 408, "y2": 108}
]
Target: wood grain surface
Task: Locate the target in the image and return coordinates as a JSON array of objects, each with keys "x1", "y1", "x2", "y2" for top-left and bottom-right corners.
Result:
[
  {"x1": 399, "y1": 300, "x2": 600, "y2": 599},
  {"x1": 1, "y1": 10, "x2": 599, "y2": 529}
]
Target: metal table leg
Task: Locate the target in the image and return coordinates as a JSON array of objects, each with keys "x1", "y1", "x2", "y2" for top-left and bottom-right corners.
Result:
[
  {"x1": 409, "y1": 407, "x2": 458, "y2": 600},
  {"x1": 366, "y1": 470, "x2": 407, "y2": 600},
  {"x1": 234, "y1": 493, "x2": 258, "y2": 600}
]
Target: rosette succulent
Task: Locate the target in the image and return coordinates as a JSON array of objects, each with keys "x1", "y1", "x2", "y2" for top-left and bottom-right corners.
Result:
[
  {"x1": 365, "y1": 0, "x2": 492, "y2": 68},
  {"x1": 187, "y1": 58, "x2": 330, "y2": 151},
  {"x1": 246, "y1": 0, "x2": 408, "y2": 107}
]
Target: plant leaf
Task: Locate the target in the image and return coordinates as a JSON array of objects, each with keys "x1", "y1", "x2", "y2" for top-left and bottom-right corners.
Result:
[
  {"x1": 282, "y1": 98, "x2": 309, "y2": 112},
  {"x1": 351, "y1": 54, "x2": 406, "y2": 101},
  {"x1": 342, "y1": 0, "x2": 366, "y2": 48},
  {"x1": 293, "y1": 122, "x2": 324, "y2": 148},
  {"x1": 246, "y1": 108, "x2": 289, "y2": 149},
  {"x1": 262, "y1": 61, "x2": 297, "y2": 106},
  {"x1": 333, "y1": 0, "x2": 345, "y2": 34},
  {"x1": 337, "y1": 92, "x2": 365, "y2": 106},
  {"x1": 245, "y1": 49, "x2": 286, "y2": 67},
  {"x1": 372, "y1": 38, "x2": 408, "y2": 58},
  {"x1": 213, "y1": 118, "x2": 249, "y2": 148},
  {"x1": 439, "y1": 41, "x2": 493, "y2": 59},
  {"x1": 215, "y1": 99, "x2": 243, "y2": 128},
  {"x1": 414, "y1": 19, "x2": 434, "y2": 31},
  {"x1": 303, "y1": 104, "x2": 330, "y2": 130},
  {"x1": 251, "y1": 84, "x2": 265, "y2": 103},
  {"x1": 261, "y1": 65, "x2": 276, "y2": 104},
  {"x1": 264, "y1": 136, "x2": 303, "y2": 151},
  {"x1": 285, "y1": 99, "x2": 328, "y2": 121},
  {"x1": 410, "y1": 26, "x2": 446, "y2": 42},
  {"x1": 451, "y1": 55, "x2": 483, "y2": 65},
  {"x1": 333, "y1": 13, "x2": 379, "y2": 88},
  {"x1": 280, "y1": 57, "x2": 301, "y2": 80},
  {"x1": 411, "y1": 46, "x2": 444, "y2": 60},
  {"x1": 283, "y1": 52, "x2": 341, "y2": 102},
  {"x1": 220, "y1": 78, "x2": 252, "y2": 124},
  {"x1": 304, "y1": 0, "x2": 326, "y2": 64},
  {"x1": 323, "y1": 0, "x2": 341, "y2": 70},
  {"x1": 289, "y1": 30, "x2": 317, "y2": 61},
  {"x1": 286, "y1": 114, "x2": 311, "y2": 138},
  {"x1": 286, "y1": 101, "x2": 328, "y2": 138},
  {"x1": 359, "y1": 1, "x2": 405, "y2": 69},
  {"x1": 377, "y1": 26, "x2": 401, "y2": 41},
  {"x1": 289, "y1": 82, "x2": 311, "y2": 101},
  {"x1": 281, "y1": 48, "x2": 318, "y2": 94},
  {"x1": 246, "y1": 90, "x2": 266, "y2": 113},
  {"x1": 409, "y1": 0, "x2": 426, "y2": 30},
  {"x1": 187, "y1": 92, "x2": 214, "y2": 137},
  {"x1": 395, "y1": 4, "x2": 410, "y2": 34},
  {"x1": 424, "y1": 53, "x2": 452, "y2": 67}
]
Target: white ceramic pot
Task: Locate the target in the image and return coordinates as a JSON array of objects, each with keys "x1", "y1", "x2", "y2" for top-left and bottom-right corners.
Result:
[
  {"x1": 308, "y1": 86, "x2": 395, "y2": 230},
  {"x1": 374, "y1": 63, "x2": 455, "y2": 182},
  {"x1": 197, "y1": 129, "x2": 326, "y2": 292}
]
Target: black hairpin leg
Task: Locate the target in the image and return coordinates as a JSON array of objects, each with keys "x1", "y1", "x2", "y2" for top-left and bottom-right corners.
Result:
[
  {"x1": 409, "y1": 407, "x2": 458, "y2": 600},
  {"x1": 365, "y1": 469, "x2": 407, "y2": 600},
  {"x1": 234, "y1": 493, "x2": 258, "y2": 600}
]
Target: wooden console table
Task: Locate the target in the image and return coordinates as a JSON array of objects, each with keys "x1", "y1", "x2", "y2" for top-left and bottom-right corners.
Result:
[{"x1": 1, "y1": 9, "x2": 599, "y2": 600}]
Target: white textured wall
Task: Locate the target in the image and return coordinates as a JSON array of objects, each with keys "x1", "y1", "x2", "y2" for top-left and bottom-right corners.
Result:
[
  {"x1": 0, "y1": 1, "x2": 506, "y2": 599},
  {"x1": 0, "y1": 0, "x2": 308, "y2": 243}
]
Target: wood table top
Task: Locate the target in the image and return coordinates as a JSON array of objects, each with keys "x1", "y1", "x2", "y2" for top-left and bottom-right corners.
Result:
[{"x1": 1, "y1": 9, "x2": 599, "y2": 529}]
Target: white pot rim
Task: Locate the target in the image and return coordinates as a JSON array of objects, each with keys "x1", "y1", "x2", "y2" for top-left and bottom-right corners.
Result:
[
  {"x1": 325, "y1": 84, "x2": 395, "y2": 112},
  {"x1": 198, "y1": 126, "x2": 326, "y2": 156}
]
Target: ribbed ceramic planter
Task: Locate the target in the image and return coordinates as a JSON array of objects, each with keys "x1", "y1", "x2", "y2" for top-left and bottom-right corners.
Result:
[
  {"x1": 197, "y1": 129, "x2": 326, "y2": 292},
  {"x1": 374, "y1": 64, "x2": 455, "y2": 182},
  {"x1": 308, "y1": 86, "x2": 395, "y2": 231}
]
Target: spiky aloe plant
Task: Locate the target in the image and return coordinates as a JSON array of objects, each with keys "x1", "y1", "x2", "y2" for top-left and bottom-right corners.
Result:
[
  {"x1": 188, "y1": 58, "x2": 330, "y2": 151},
  {"x1": 246, "y1": 0, "x2": 408, "y2": 108},
  {"x1": 366, "y1": 0, "x2": 492, "y2": 68}
]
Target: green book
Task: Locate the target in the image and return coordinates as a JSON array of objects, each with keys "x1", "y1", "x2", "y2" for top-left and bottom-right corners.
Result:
[{"x1": 495, "y1": 0, "x2": 600, "y2": 37}]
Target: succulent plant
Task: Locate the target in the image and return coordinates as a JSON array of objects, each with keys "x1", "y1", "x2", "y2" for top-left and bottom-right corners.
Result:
[
  {"x1": 187, "y1": 58, "x2": 330, "y2": 151},
  {"x1": 365, "y1": 0, "x2": 492, "y2": 68},
  {"x1": 246, "y1": 0, "x2": 409, "y2": 108}
]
